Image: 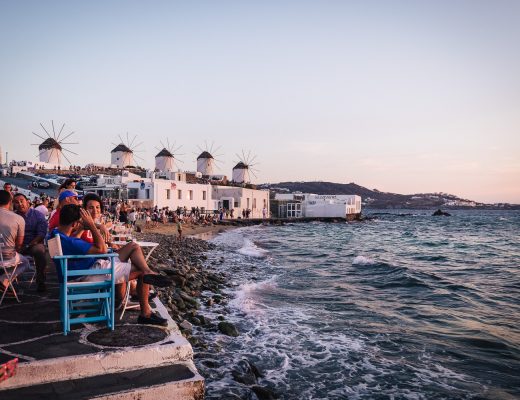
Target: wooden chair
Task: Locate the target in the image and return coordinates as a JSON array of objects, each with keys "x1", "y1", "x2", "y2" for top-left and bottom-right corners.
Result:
[{"x1": 48, "y1": 234, "x2": 117, "y2": 335}]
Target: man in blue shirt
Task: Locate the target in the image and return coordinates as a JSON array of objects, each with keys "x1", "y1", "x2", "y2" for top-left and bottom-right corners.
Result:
[
  {"x1": 51, "y1": 204, "x2": 172, "y2": 326},
  {"x1": 13, "y1": 193, "x2": 48, "y2": 292}
]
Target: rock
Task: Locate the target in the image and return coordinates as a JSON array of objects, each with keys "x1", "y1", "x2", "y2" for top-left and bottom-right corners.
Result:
[
  {"x1": 252, "y1": 386, "x2": 277, "y2": 400},
  {"x1": 218, "y1": 321, "x2": 239, "y2": 337},
  {"x1": 432, "y1": 209, "x2": 451, "y2": 216},
  {"x1": 231, "y1": 360, "x2": 258, "y2": 385},
  {"x1": 179, "y1": 320, "x2": 193, "y2": 331}
]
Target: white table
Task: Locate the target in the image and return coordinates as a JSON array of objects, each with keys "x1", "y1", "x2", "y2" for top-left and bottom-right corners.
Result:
[{"x1": 112, "y1": 241, "x2": 159, "y2": 261}]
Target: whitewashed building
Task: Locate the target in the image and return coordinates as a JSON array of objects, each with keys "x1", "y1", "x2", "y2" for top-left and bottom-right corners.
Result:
[
  {"x1": 38, "y1": 138, "x2": 63, "y2": 166},
  {"x1": 231, "y1": 162, "x2": 251, "y2": 184},
  {"x1": 196, "y1": 151, "x2": 215, "y2": 176},
  {"x1": 155, "y1": 148, "x2": 176, "y2": 172},
  {"x1": 274, "y1": 193, "x2": 361, "y2": 218},
  {"x1": 111, "y1": 144, "x2": 134, "y2": 168},
  {"x1": 211, "y1": 185, "x2": 269, "y2": 219}
]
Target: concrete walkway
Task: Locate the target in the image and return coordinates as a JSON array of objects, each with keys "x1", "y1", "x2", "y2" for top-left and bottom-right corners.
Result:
[{"x1": 0, "y1": 267, "x2": 204, "y2": 399}]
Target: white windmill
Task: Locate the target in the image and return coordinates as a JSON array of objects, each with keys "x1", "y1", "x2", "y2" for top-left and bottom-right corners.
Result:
[
  {"x1": 232, "y1": 150, "x2": 259, "y2": 184},
  {"x1": 32, "y1": 121, "x2": 78, "y2": 166},
  {"x1": 155, "y1": 139, "x2": 183, "y2": 172},
  {"x1": 110, "y1": 133, "x2": 144, "y2": 168},
  {"x1": 196, "y1": 142, "x2": 222, "y2": 176}
]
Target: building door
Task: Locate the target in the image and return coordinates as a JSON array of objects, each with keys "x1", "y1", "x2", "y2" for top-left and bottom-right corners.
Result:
[{"x1": 223, "y1": 199, "x2": 230, "y2": 210}]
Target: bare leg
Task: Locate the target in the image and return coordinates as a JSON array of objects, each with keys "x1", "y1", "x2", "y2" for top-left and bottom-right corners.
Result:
[
  {"x1": 117, "y1": 242, "x2": 154, "y2": 275},
  {"x1": 128, "y1": 271, "x2": 151, "y2": 317}
]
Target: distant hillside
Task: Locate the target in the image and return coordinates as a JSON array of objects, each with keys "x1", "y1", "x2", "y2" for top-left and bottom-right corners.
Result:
[{"x1": 259, "y1": 181, "x2": 518, "y2": 209}]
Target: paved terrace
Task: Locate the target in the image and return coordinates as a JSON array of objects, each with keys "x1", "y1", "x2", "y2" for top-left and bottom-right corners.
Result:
[{"x1": 0, "y1": 267, "x2": 204, "y2": 399}]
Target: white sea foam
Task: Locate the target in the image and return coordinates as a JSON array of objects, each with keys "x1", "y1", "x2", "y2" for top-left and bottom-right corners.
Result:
[
  {"x1": 352, "y1": 255, "x2": 376, "y2": 265},
  {"x1": 237, "y1": 238, "x2": 269, "y2": 258},
  {"x1": 228, "y1": 276, "x2": 278, "y2": 314}
]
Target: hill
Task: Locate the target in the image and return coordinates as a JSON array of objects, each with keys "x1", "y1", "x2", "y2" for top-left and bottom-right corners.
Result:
[{"x1": 259, "y1": 181, "x2": 519, "y2": 209}]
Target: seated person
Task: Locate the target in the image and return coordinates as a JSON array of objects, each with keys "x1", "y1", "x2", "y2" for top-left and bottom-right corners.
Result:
[
  {"x1": 0, "y1": 190, "x2": 30, "y2": 288},
  {"x1": 12, "y1": 193, "x2": 48, "y2": 292},
  {"x1": 48, "y1": 190, "x2": 79, "y2": 232},
  {"x1": 49, "y1": 204, "x2": 171, "y2": 326}
]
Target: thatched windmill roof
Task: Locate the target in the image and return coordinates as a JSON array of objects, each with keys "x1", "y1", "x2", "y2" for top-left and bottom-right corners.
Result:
[
  {"x1": 155, "y1": 148, "x2": 174, "y2": 158},
  {"x1": 233, "y1": 161, "x2": 248, "y2": 170},
  {"x1": 111, "y1": 144, "x2": 133, "y2": 153},
  {"x1": 38, "y1": 138, "x2": 62, "y2": 151},
  {"x1": 197, "y1": 151, "x2": 213, "y2": 160}
]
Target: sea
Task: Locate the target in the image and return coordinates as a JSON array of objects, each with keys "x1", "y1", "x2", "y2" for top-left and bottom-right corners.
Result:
[{"x1": 195, "y1": 210, "x2": 520, "y2": 400}]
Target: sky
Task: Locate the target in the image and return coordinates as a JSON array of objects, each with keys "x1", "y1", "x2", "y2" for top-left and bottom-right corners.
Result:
[{"x1": 0, "y1": 0, "x2": 519, "y2": 203}]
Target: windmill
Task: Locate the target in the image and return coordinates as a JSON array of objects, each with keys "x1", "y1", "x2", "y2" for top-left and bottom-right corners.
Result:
[
  {"x1": 110, "y1": 133, "x2": 145, "y2": 168},
  {"x1": 232, "y1": 150, "x2": 259, "y2": 184},
  {"x1": 195, "y1": 141, "x2": 223, "y2": 176},
  {"x1": 155, "y1": 139, "x2": 183, "y2": 172},
  {"x1": 32, "y1": 121, "x2": 78, "y2": 165}
]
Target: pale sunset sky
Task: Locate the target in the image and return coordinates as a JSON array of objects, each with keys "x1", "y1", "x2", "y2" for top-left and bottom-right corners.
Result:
[{"x1": 1, "y1": 1, "x2": 519, "y2": 203}]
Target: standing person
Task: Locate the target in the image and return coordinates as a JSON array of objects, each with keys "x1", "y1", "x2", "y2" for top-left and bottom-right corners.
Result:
[
  {"x1": 262, "y1": 206, "x2": 267, "y2": 219},
  {"x1": 242, "y1": 209, "x2": 246, "y2": 219},
  {"x1": 174, "y1": 215, "x2": 182, "y2": 241},
  {"x1": 0, "y1": 190, "x2": 29, "y2": 288},
  {"x1": 12, "y1": 193, "x2": 48, "y2": 292}
]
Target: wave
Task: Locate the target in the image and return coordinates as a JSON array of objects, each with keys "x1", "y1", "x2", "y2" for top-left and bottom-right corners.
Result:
[
  {"x1": 238, "y1": 239, "x2": 269, "y2": 258},
  {"x1": 229, "y1": 276, "x2": 278, "y2": 315},
  {"x1": 352, "y1": 255, "x2": 377, "y2": 265}
]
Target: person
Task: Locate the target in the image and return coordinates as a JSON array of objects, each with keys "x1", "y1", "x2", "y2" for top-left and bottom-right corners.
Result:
[
  {"x1": 174, "y1": 215, "x2": 182, "y2": 240},
  {"x1": 3, "y1": 182, "x2": 13, "y2": 194},
  {"x1": 262, "y1": 206, "x2": 267, "y2": 219},
  {"x1": 13, "y1": 193, "x2": 48, "y2": 292},
  {"x1": 0, "y1": 190, "x2": 30, "y2": 290},
  {"x1": 35, "y1": 197, "x2": 50, "y2": 218},
  {"x1": 48, "y1": 190, "x2": 79, "y2": 231},
  {"x1": 50, "y1": 204, "x2": 171, "y2": 326},
  {"x1": 57, "y1": 178, "x2": 77, "y2": 194}
]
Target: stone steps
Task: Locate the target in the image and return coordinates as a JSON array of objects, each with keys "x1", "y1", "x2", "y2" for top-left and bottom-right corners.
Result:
[
  {"x1": 0, "y1": 363, "x2": 204, "y2": 400},
  {"x1": 0, "y1": 298, "x2": 205, "y2": 399}
]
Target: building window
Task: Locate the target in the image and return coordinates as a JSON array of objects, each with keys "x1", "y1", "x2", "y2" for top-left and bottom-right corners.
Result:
[
  {"x1": 247, "y1": 198, "x2": 250, "y2": 208},
  {"x1": 202, "y1": 191, "x2": 206, "y2": 200},
  {"x1": 166, "y1": 189, "x2": 170, "y2": 200},
  {"x1": 234, "y1": 201, "x2": 239, "y2": 207},
  {"x1": 189, "y1": 190, "x2": 193, "y2": 200},
  {"x1": 178, "y1": 190, "x2": 182, "y2": 200},
  {"x1": 145, "y1": 189, "x2": 150, "y2": 199},
  {"x1": 253, "y1": 198, "x2": 256, "y2": 209}
]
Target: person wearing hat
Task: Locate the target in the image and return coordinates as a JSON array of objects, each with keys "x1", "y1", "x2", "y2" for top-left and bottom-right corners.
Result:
[{"x1": 48, "y1": 190, "x2": 79, "y2": 232}]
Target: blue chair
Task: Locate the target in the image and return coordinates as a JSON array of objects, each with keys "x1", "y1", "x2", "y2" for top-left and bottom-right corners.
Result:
[{"x1": 48, "y1": 235, "x2": 117, "y2": 335}]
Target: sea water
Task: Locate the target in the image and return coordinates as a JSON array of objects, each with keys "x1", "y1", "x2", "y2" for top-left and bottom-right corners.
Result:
[{"x1": 196, "y1": 210, "x2": 520, "y2": 399}]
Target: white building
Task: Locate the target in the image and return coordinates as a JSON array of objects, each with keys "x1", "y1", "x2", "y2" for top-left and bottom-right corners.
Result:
[
  {"x1": 211, "y1": 185, "x2": 269, "y2": 219},
  {"x1": 155, "y1": 148, "x2": 176, "y2": 172},
  {"x1": 111, "y1": 144, "x2": 134, "y2": 168},
  {"x1": 196, "y1": 151, "x2": 215, "y2": 176},
  {"x1": 274, "y1": 193, "x2": 362, "y2": 218},
  {"x1": 231, "y1": 162, "x2": 251, "y2": 184},
  {"x1": 38, "y1": 138, "x2": 63, "y2": 166}
]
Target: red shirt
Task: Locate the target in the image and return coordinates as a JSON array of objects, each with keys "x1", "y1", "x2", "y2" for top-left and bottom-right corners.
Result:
[{"x1": 48, "y1": 209, "x2": 61, "y2": 232}]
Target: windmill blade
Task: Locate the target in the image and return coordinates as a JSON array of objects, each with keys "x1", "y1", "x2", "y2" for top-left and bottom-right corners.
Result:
[
  {"x1": 52, "y1": 120, "x2": 56, "y2": 139},
  {"x1": 126, "y1": 132, "x2": 130, "y2": 147},
  {"x1": 130, "y1": 134, "x2": 137, "y2": 148},
  {"x1": 118, "y1": 134, "x2": 125, "y2": 144},
  {"x1": 61, "y1": 151, "x2": 73, "y2": 165},
  {"x1": 60, "y1": 142, "x2": 79, "y2": 145},
  {"x1": 62, "y1": 148, "x2": 79, "y2": 156},
  {"x1": 59, "y1": 131, "x2": 76, "y2": 142},
  {"x1": 32, "y1": 131, "x2": 47, "y2": 140},
  {"x1": 132, "y1": 141, "x2": 144, "y2": 150},
  {"x1": 40, "y1": 123, "x2": 52, "y2": 138},
  {"x1": 57, "y1": 123, "x2": 66, "y2": 141},
  {"x1": 167, "y1": 138, "x2": 171, "y2": 150},
  {"x1": 133, "y1": 153, "x2": 146, "y2": 162}
]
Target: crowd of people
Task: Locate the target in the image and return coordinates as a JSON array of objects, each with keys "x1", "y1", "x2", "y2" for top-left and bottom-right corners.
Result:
[{"x1": 0, "y1": 180, "x2": 172, "y2": 327}]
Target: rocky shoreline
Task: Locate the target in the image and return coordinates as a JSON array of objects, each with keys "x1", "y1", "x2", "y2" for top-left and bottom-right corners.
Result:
[{"x1": 136, "y1": 231, "x2": 278, "y2": 399}]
